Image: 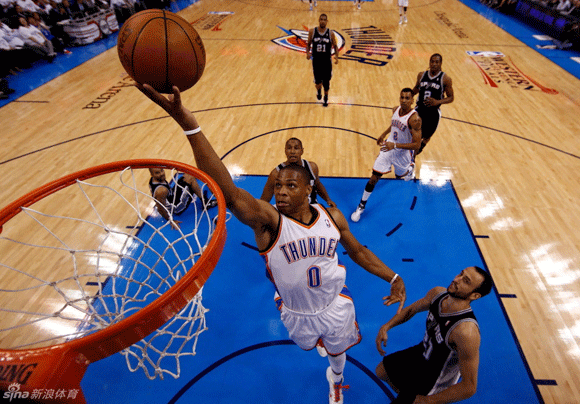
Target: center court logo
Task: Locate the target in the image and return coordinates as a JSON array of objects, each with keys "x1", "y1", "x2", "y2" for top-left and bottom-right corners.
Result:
[
  {"x1": 271, "y1": 26, "x2": 345, "y2": 54},
  {"x1": 272, "y1": 26, "x2": 396, "y2": 66}
]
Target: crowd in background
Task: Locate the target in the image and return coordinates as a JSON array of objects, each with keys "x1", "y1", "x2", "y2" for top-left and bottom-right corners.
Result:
[
  {"x1": 480, "y1": 0, "x2": 580, "y2": 49},
  {"x1": 0, "y1": 0, "x2": 172, "y2": 98}
]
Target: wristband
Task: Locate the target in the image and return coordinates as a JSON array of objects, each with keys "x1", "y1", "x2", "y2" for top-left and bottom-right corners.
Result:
[
  {"x1": 390, "y1": 274, "x2": 399, "y2": 285},
  {"x1": 184, "y1": 127, "x2": 201, "y2": 136}
]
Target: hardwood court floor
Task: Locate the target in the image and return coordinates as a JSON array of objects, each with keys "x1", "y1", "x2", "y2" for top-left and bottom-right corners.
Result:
[{"x1": 1, "y1": 0, "x2": 579, "y2": 402}]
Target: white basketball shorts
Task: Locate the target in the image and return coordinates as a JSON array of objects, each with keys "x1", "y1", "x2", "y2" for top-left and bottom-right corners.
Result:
[
  {"x1": 372, "y1": 149, "x2": 414, "y2": 177},
  {"x1": 279, "y1": 290, "x2": 361, "y2": 355}
]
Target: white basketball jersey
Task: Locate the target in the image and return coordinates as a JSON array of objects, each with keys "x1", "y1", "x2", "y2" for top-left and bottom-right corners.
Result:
[
  {"x1": 261, "y1": 205, "x2": 345, "y2": 314},
  {"x1": 388, "y1": 106, "x2": 416, "y2": 144}
]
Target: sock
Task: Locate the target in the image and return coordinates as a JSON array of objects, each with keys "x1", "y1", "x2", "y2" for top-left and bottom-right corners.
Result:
[
  {"x1": 359, "y1": 183, "x2": 375, "y2": 207},
  {"x1": 360, "y1": 191, "x2": 371, "y2": 207},
  {"x1": 328, "y1": 353, "x2": 346, "y2": 383}
]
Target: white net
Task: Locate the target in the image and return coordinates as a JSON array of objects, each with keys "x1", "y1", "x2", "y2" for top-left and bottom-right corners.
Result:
[{"x1": 0, "y1": 164, "x2": 223, "y2": 380}]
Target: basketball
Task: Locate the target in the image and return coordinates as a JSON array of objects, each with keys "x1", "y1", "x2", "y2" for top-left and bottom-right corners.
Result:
[{"x1": 117, "y1": 9, "x2": 205, "y2": 93}]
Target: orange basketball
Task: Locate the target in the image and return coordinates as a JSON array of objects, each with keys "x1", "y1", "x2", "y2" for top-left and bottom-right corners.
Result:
[{"x1": 117, "y1": 9, "x2": 205, "y2": 93}]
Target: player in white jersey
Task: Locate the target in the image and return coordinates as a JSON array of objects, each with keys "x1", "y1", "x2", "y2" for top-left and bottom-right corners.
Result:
[
  {"x1": 264, "y1": 204, "x2": 359, "y2": 355},
  {"x1": 351, "y1": 88, "x2": 422, "y2": 223},
  {"x1": 138, "y1": 83, "x2": 407, "y2": 404}
]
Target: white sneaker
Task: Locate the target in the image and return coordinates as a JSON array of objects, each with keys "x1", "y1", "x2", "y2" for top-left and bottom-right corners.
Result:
[
  {"x1": 310, "y1": 4, "x2": 313, "y2": 10},
  {"x1": 316, "y1": 340, "x2": 328, "y2": 357},
  {"x1": 357, "y1": 3, "x2": 361, "y2": 9},
  {"x1": 326, "y1": 366, "x2": 348, "y2": 404},
  {"x1": 403, "y1": 15, "x2": 407, "y2": 23},
  {"x1": 314, "y1": 0, "x2": 317, "y2": 6},
  {"x1": 350, "y1": 206, "x2": 364, "y2": 222}
]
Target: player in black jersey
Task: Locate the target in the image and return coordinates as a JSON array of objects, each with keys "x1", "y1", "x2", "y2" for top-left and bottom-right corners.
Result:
[
  {"x1": 375, "y1": 266, "x2": 492, "y2": 404},
  {"x1": 306, "y1": 14, "x2": 340, "y2": 107},
  {"x1": 149, "y1": 168, "x2": 216, "y2": 229},
  {"x1": 260, "y1": 137, "x2": 336, "y2": 207},
  {"x1": 411, "y1": 53, "x2": 454, "y2": 155}
]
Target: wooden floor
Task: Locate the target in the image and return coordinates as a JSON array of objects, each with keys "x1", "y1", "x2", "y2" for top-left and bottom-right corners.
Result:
[{"x1": 1, "y1": 0, "x2": 580, "y2": 402}]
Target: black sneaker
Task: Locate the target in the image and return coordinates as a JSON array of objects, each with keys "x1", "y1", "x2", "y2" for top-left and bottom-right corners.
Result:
[
  {"x1": 317, "y1": 88, "x2": 322, "y2": 100},
  {"x1": 323, "y1": 95, "x2": 328, "y2": 107}
]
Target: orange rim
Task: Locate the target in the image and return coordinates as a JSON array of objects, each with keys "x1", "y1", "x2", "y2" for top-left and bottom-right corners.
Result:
[{"x1": 0, "y1": 160, "x2": 227, "y2": 400}]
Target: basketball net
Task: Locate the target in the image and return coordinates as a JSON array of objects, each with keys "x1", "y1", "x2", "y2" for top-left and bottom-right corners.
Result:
[{"x1": 0, "y1": 160, "x2": 227, "y2": 403}]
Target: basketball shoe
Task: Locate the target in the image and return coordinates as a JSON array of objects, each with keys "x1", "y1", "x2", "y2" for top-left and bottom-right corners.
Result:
[
  {"x1": 350, "y1": 204, "x2": 365, "y2": 222},
  {"x1": 323, "y1": 94, "x2": 328, "y2": 107},
  {"x1": 326, "y1": 366, "x2": 349, "y2": 404},
  {"x1": 317, "y1": 88, "x2": 322, "y2": 100}
]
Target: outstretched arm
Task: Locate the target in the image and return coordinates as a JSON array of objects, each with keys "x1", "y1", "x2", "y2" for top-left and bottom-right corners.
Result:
[
  {"x1": 376, "y1": 287, "x2": 443, "y2": 355},
  {"x1": 328, "y1": 206, "x2": 406, "y2": 312},
  {"x1": 137, "y1": 85, "x2": 278, "y2": 240}
]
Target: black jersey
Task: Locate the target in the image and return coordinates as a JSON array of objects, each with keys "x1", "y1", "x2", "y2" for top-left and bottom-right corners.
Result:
[
  {"x1": 311, "y1": 27, "x2": 332, "y2": 61},
  {"x1": 149, "y1": 175, "x2": 194, "y2": 215},
  {"x1": 276, "y1": 159, "x2": 318, "y2": 204},
  {"x1": 421, "y1": 291, "x2": 478, "y2": 395},
  {"x1": 416, "y1": 70, "x2": 446, "y2": 110},
  {"x1": 149, "y1": 179, "x2": 173, "y2": 202}
]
